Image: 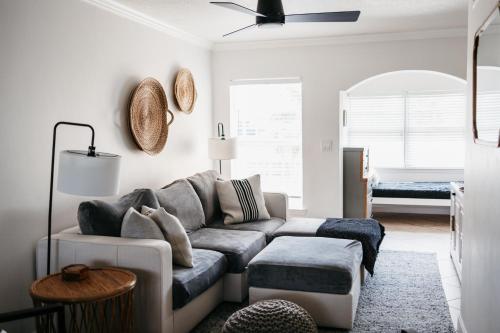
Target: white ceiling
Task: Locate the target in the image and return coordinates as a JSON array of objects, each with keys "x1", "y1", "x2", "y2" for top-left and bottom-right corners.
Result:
[{"x1": 113, "y1": 0, "x2": 468, "y2": 43}]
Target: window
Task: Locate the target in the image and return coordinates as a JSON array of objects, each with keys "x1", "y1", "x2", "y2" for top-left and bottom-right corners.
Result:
[
  {"x1": 230, "y1": 79, "x2": 303, "y2": 207},
  {"x1": 346, "y1": 92, "x2": 465, "y2": 168}
]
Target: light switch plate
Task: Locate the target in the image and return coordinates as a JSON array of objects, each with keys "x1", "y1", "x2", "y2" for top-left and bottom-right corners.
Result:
[{"x1": 321, "y1": 140, "x2": 334, "y2": 153}]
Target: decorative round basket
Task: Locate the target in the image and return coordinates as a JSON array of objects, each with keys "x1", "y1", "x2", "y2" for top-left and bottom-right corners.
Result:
[
  {"x1": 129, "y1": 78, "x2": 174, "y2": 155},
  {"x1": 222, "y1": 299, "x2": 317, "y2": 333},
  {"x1": 174, "y1": 68, "x2": 197, "y2": 114}
]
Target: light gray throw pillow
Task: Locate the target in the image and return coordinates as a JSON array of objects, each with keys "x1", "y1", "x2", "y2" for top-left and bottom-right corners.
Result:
[
  {"x1": 121, "y1": 207, "x2": 164, "y2": 240},
  {"x1": 156, "y1": 179, "x2": 205, "y2": 233},
  {"x1": 216, "y1": 174, "x2": 270, "y2": 225},
  {"x1": 142, "y1": 206, "x2": 193, "y2": 268}
]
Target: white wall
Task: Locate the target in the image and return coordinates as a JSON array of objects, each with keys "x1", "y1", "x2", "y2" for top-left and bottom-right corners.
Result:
[
  {"x1": 213, "y1": 37, "x2": 467, "y2": 218},
  {"x1": 459, "y1": 0, "x2": 500, "y2": 332},
  {"x1": 0, "y1": 0, "x2": 212, "y2": 329}
]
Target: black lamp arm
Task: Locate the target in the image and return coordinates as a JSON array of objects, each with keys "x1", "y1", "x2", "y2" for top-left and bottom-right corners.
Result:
[
  {"x1": 217, "y1": 122, "x2": 226, "y2": 140},
  {"x1": 46, "y1": 122, "x2": 96, "y2": 276}
]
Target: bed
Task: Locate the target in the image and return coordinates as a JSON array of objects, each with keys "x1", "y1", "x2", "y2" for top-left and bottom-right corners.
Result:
[{"x1": 372, "y1": 182, "x2": 457, "y2": 207}]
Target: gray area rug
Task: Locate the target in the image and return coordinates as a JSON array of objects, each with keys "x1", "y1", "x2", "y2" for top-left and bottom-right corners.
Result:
[{"x1": 192, "y1": 250, "x2": 455, "y2": 333}]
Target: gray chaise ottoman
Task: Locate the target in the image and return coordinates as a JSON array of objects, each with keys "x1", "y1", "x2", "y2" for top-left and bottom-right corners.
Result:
[{"x1": 248, "y1": 236, "x2": 363, "y2": 329}]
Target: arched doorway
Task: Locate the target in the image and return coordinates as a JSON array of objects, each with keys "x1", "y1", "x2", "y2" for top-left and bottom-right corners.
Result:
[{"x1": 340, "y1": 70, "x2": 466, "y2": 214}]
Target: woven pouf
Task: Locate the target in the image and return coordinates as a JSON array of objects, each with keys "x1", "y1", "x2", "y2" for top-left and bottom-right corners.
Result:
[{"x1": 222, "y1": 299, "x2": 317, "y2": 333}]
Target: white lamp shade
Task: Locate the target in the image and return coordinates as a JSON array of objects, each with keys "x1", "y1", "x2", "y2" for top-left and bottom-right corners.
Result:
[
  {"x1": 208, "y1": 137, "x2": 237, "y2": 160},
  {"x1": 57, "y1": 150, "x2": 121, "y2": 197}
]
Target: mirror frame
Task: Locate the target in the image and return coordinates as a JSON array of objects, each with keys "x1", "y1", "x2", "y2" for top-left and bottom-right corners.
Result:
[{"x1": 473, "y1": 2, "x2": 500, "y2": 148}]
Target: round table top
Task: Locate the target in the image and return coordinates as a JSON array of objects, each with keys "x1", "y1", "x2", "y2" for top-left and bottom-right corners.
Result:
[{"x1": 30, "y1": 267, "x2": 136, "y2": 303}]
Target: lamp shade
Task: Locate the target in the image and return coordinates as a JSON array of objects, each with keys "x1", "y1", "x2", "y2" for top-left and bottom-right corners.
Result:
[
  {"x1": 208, "y1": 137, "x2": 237, "y2": 160},
  {"x1": 57, "y1": 150, "x2": 121, "y2": 197}
]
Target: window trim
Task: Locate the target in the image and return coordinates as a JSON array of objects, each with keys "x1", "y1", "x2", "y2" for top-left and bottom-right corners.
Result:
[{"x1": 346, "y1": 90, "x2": 466, "y2": 169}]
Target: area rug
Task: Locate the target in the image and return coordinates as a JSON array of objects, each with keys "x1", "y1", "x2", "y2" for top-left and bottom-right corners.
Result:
[{"x1": 192, "y1": 250, "x2": 455, "y2": 333}]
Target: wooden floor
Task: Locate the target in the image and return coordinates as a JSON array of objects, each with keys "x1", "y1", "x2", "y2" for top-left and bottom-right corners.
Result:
[
  {"x1": 373, "y1": 213, "x2": 461, "y2": 330},
  {"x1": 375, "y1": 212, "x2": 449, "y2": 233}
]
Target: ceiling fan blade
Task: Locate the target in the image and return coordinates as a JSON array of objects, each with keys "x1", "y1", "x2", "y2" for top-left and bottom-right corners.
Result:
[
  {"x1": 223, "y1": 24, "x2": 257, "y2": 37},
  {"x1": 285, "y1": 11, "x2": 360, "y2": 23},
  {"x1": 210, "y1": 2, "x2": 266, "y2": 17}
]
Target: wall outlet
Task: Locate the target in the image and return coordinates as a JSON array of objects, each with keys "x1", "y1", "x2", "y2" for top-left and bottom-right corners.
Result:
[{"x1": 321, "y1": 140, "x2": 334, "y2": 153}]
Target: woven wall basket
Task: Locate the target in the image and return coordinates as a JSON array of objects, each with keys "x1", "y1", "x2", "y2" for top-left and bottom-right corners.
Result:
[
  {"x1": 129, "y1": 78, "x2": 174, "y2": 155},
  {"x1": 174, "y1": 68, "x2": 197, "y2": 114}
]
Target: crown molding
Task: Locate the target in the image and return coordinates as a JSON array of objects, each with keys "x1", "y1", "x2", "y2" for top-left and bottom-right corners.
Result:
[
  {"x1": 83, "y1": 0, "x2": 213, "y2": 49},
  {"x1": 212, "y1": 28, "x2": 467, "y2": 52}
]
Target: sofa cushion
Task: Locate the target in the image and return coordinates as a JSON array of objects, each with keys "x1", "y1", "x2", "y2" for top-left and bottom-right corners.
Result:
[
  {"x1": 189, "y1": 228, "x2": 266, "y2": 273},
  {"x1": 142, "y1": 206, "x2": 193, "y2": 268},
  {"x1": 172, "y1": 249, "x2": 227, "y2": 310},
  {"x1": 78, "y1": 189, "x2": 160, "y2": 237},
  {"x1": 187, "y1": 170, "x2": 222, "y2": 225},
  {"x1": 216, "y1": 175, "x2": 270, "y2": 225},
  {"x1": 156, "y1": 179, "x2": 205, "y2": 233},
  {"x1": 208, "y1": 217, "x2": 285, "y2": 243},
  {"x1": 248, "y1": 236, "x2": 363, "y2": 295},
  {"x1": 271, "y1": 217, "x2": 325, "y2": 238}
]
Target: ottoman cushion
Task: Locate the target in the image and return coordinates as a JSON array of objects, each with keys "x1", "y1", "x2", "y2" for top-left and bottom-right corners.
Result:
[
  {"x1": 189, "y1": 228, "x2": 266, "y2": 273},
  {"x1": 248, "y1": 236, "x2": 362, "y2": 294}
]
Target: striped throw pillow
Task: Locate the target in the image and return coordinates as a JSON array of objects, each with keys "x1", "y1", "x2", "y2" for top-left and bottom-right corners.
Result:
[{"x1": 216, "y1": 175, "x2": 271, "y2": 225}]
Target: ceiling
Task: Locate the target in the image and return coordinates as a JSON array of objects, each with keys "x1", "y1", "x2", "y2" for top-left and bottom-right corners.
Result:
[{"x1": 113, "y1": 0, "x2": 468, "y2": 43}]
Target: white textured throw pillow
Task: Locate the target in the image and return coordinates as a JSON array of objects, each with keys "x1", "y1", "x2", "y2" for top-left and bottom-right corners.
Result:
[
  {"x1": 216, "y1": 174, "x2": 270, "y2": 225},
  {"x1": 142, "y1": 206, "x2": 193, "y2": 268}
]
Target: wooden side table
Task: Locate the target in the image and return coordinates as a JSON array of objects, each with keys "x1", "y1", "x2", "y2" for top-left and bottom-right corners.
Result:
[{"x1": 30, "y1": 267, "x2": 136, "y2": 333}]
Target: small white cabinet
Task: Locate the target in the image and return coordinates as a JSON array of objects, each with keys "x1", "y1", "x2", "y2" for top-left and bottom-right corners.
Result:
[
  {"x1": 450, "y1": 182, "x2": 464, "y2": 282},
  {"x1": 343, "y1": 147, "x2": 372, "y2": 218}
]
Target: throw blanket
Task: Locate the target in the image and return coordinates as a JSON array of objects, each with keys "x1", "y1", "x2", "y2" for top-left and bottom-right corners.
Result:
[{"x1": 316, "y1": 218, "x2": 385, "y2": 275}]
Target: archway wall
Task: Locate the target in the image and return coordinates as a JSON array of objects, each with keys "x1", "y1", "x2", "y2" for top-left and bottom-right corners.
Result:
[
  {"x1": 344, "y1": 70, "x2": 466, "y2": 185},
  {"x1": 347, "y1": 70, "x2": 466, "y2": 96},
  {"x1": 212, "y1": 36, "x2": 467, "y2": 217}
]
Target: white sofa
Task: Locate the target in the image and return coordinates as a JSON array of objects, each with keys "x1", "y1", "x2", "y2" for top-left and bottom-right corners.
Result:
[{"x1": 36, "y1": 191, "x2": 288, "y2": 333}]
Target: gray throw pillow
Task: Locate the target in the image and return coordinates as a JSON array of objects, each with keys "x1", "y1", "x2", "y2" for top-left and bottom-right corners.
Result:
[
  {"x1": 187, "y1": 170, "x2": 222, "y2": 225},
  {"x1": 156, "y1": 179, "x2": 205, "y2": 233},
  {"x1": 216, "y1": 174, "x2": 270, "y2": 225},
  {"x1": 142, "y1": 206, "x2": 193, "y2": 268},
  {"x1": 78, "y1": 189, "x2": 160, "y2": 237},
  {"x1": 121, "y1": 207, "x2": 164, "y2": 240}
]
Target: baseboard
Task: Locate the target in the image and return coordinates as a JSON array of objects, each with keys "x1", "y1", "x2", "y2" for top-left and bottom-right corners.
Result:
[{"x1": 457, "y1": 314, "x2": 467, "y2": 333}]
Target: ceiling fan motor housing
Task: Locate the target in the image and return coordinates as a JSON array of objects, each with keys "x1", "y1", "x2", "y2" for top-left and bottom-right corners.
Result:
[{"x1": 256, "y1": 0, "x2": 285, "y2": 25}]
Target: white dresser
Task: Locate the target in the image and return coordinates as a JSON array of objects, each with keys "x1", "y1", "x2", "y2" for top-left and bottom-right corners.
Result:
[{"x1": 450, "y1": 181, "x2": 464, "y2": 282}]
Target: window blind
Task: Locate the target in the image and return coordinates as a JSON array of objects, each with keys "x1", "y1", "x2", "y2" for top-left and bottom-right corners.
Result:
[
  {"x1": 347, "y1": 92, "x2": 465, "y2": 168},
  {"x1": 230, "y1": 81, "x2": 303, "y2": 202},
  {"x1": 348, "y1": 96, "x2": 405, "y2": 168}
]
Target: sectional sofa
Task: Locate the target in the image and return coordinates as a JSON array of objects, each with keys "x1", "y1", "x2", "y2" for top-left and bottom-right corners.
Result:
[{"x1": 36, "y1": 170, "x2": 362, "y2": 332}]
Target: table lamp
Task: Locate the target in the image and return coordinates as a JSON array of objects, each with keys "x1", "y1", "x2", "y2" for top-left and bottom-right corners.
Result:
[{"x1": 208, "y1": 122, "x2": 237, "y2": 174}]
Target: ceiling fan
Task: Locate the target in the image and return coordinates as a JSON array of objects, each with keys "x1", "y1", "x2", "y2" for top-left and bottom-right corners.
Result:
[{"x1": 210, "y1": 0, "x2": 361, "y2": 37}]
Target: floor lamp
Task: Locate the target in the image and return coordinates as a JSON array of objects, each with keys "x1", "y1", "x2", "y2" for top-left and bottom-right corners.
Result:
[
  {"x1": 46, "y1": 121, "x2": 121, "y2": 275},
  {"x1": 208, "y1": 122, "x2": 237, "y2": 175}
]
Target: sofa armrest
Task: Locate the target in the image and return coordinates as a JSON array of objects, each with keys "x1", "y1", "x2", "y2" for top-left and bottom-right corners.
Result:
[
  {"x1": 264, "y1": 192, "x2": 288, "y2": 221},
  {"x1": 37, "y1": 233, "x2": 174, "y2": 333}
]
